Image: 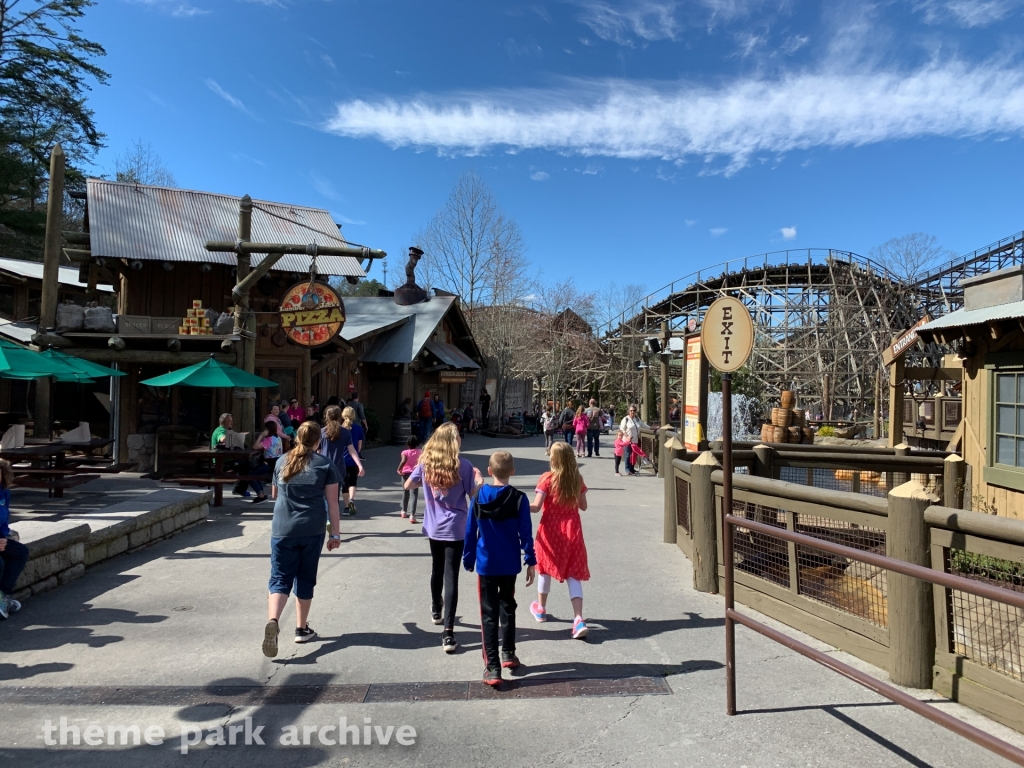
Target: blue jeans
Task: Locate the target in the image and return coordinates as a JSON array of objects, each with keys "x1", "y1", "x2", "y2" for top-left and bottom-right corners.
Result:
[
  {"x1": 586, "y1": 429, "x2": 601, "y2": 456},
  {"x1": 562, "y1": 429, "x2": 573, "y2": 444},
  {"x1": 0, "y1": 538, "x2": 29, "y2": 595},
  {"x1": 418, "y1": 418, "x2": 432, "y2": 440},
  {"x1": 269, "y1": 534, "x2": 325, "y2": 600},
  {"x1": 623, "y1": 444, "x2": 634, "y2": 474}
]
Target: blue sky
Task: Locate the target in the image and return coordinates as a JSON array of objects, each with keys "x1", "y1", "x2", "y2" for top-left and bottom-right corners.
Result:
[{"x1": 81, "y1": 1, "x2": 1024, "y2": 300}]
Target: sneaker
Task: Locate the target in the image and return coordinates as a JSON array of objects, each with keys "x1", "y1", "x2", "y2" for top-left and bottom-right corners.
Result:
[
  {"x1": 614, "y1": 472, "x2": 621, "y2": 477},
  {"x1": 431, "y1": 608, "x2": 443, "y2": 625},
  {"x1": 500, "y1": 652, "x2": 520, "y2": 669},
  {"x1": 250, "y1": 495, "x2": 267, "y2": 504},
  {"x1": 294, "y1": 624, "x2": 317, "y2": 643},
  {"x1": 0, "y1": 593, "x2": 9, "y2": 620},
  {"x1": 262, "y1": 619, "x2": 279, "y2": 657},
  {"x1": 571, "y1": 619, "x2": 589, "y2": 640},
  {"x1": 347, "y1": 501, "x2": 357, "y2": 517},
  {"x1": 482, "y1": 666, "x2": 502, "y2": 687},
  {"x1": 442, "y1": 633, "x2": 458, "y2": 653},
  {"x1": 5, "y1": 597, "x2": 20, "y2": 616},
  {"x1": 400, "y1": 509, "x2": 407, "y2": 518},
  {"x1": 530, "y1": 601, "x2": 547, "y2": 623}
]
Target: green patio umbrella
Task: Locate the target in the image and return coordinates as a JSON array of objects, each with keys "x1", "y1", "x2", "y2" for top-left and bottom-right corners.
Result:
[
  {"x1": 39, "y1": 349, "x2": 125, "y2": 380},
  {"x1": 139, "y1": 356, "x2": 277, "y2": 388},
  {"x1": 0, "y1": 339, "x2": 86, "y2": 380}
]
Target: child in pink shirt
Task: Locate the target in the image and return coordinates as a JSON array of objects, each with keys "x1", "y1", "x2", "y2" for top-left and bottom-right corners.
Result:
[
  {"x1": 396, "y1": 435, "x2": 423, "y2": 523},
  {"x1": 573, "y1": 408, "x2": 588, "y2": 457},
  {"x1": 613, "y1": 430, "x2": 627, "y2": 476}
]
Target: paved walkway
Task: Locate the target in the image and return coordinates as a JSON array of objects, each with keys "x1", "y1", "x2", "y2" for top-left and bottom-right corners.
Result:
[{"x1": 2, "y1": 434, "x2": 1024, "y2": 766}]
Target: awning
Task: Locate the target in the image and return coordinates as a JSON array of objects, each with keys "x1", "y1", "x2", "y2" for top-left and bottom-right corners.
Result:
[
  {"x1": 919, "y1": 300, "x2": 1024, "y2": 333},
  {"x1": 423, "y1": 340, "x2": 480, "y2": 370}
]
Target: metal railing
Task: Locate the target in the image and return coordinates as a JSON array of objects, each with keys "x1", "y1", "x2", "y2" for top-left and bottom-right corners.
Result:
[{"x1": 722, "y1": 512, "x2": 1024, "y2": 766}]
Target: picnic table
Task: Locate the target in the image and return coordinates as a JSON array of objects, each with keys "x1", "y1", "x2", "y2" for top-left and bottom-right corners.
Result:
[
  {"x1": 163, "y1": 447, "x2": 256, "y2": 507},
  {"x1": 0, "y1": 443, "x2": 100, "y2": 498}
]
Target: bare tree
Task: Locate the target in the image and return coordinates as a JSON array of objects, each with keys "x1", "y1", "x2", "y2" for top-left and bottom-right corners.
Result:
[
  {"x1": 526, "y1": 280, "x2": 601, "y2": 408},
  {"x1": 869, "y1": 232, "x2": 955, "y2": 283},
  {"x1": 113, "y1": 139, "x2": 176, "y2": 187},
  {"x1": 597, "y1": 282, "x2": 649, "y2": 332},
  {"x1": 417, "y1": 171, "x2": 523, "y2": 312}
]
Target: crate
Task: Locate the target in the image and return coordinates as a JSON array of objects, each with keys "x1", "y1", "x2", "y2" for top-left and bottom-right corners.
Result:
[
  {"x1": 117, "y1": 315, "x2": 151, "y2": 335},
  {"x1": 151, "y1": 317, "x2": 182, "y2": 335}
]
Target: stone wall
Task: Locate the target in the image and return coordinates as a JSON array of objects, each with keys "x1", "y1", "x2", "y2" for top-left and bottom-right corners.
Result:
[
  {"x1": 10, "y1": 488, "x2": 212, "y2": 602},
  {"x1": 126, "y1": 433, "x2": 156, "y2": 472}
]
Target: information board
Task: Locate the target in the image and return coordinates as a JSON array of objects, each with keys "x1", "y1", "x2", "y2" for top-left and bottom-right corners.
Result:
[{"x1": 684, "y1": 335, "x2": 703, "y2": 451}]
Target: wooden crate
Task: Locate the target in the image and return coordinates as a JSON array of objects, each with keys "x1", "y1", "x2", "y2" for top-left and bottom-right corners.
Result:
[
  {"x1": 117, "y1": 315, "x2": 150, "y2": 335},
  {"x1": 151, "y1": 317, "x2": 182, "y2": 335}
]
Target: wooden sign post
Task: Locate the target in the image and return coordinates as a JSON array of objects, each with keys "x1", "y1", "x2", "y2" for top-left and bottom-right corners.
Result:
[{"x1": 701, "y1": 295, "x2": 754, "y2": 718}]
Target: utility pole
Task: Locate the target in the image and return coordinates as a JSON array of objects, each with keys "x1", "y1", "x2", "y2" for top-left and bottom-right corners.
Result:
[
  {"x1": 659, "y1": 321, "x2": 670, "y2": 427},
  {"x1": 35, "y1": 144, "x2": 65, "y2": 438},
  {"x1": 233, "y1": 196, "x2": 256, "y2": 439}
]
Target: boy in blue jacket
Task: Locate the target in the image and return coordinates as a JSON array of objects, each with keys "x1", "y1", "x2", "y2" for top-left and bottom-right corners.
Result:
[
  {"x1": 464, "y1": 450, "x2": 536, "y2": 687},
  {"x1": 0, "y1": 459, "x2": 26, "y2": 619}
]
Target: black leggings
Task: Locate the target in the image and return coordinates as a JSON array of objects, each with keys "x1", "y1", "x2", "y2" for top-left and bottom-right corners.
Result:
[{"x1": 429, "y1": 538, "x2": 464, "y2": 631}]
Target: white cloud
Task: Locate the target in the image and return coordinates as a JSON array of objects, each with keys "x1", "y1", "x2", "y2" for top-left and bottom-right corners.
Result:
[
  {"x1": 337, "y1": 214, "x2": 367, "y2": 226},
  {"x1": 321, "y1": 54, "x2": 336, "y2": 70},
  {"x1": 204, "y1": 79, "x2": 255, "y2": 117},
  {"x1": 780, "y1": 226, "x2": 797, "y2": 239},
  {"x1": 710, "y1": 227, "x2": 728, "y2": 236},
  {"x1": 172, "y1": 4, "x2": 208, "y2": 16},
  {"x1": 311, "y1": 172, "x2": 342, "y2": 201},
  {"x1": 915, "y1": 0, "x2": 1020, "y2": 27},
  {"x1": 325, "y1": 59, "x2": 1024, "y2": 174},
  {"x1": 684, "y1": 219, "x2": 697, "y2": 227},
  {"x1": 530, "y1": 170, "x2": 550, "y2": 180},
  {"x1": 779, "y1": 35, "x2": 809, "y2": 55},
  {"x1": 576, "y1": 1, "x2": 680, "y2": 46}
]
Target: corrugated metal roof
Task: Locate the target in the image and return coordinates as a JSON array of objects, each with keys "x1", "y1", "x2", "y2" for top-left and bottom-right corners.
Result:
[
  {"x1": 340, "y1": 313, "x2": 410, "y2": 343},
  {"x1": 86, "y1": 179, "x2": 366, "y2": 277},
  {"x1": 0, "y1": 257, "x2": 113, "y2": 291},
  {"x1": 341, "y1": 296, "x2": 472, "y2": 365},
  {"x1": 919, "y1": 300, "x2": 1024, "y2": 332},
  {"x1": 423, "y1": 340, "x2": 480, "y2": 369},
  {"x1": 0, "y1": 319, "x2": 38, "y2": 345}
]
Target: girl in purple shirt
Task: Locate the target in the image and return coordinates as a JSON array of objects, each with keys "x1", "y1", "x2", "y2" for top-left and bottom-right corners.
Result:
[{"x1": 405, "y1": 423, "x2": 482, "y2": 653}]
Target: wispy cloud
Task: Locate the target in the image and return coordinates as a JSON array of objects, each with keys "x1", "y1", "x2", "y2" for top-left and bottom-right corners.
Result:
[
  {"x1": 143, "y1": 89, "x2": 174, "y2": 112},
  {"x1": 710, "y1": 227, "x2": 728, "y2": 236},
  {"x1": 325, "y1": 59, "x2": 1024, "y2": 174},
  {"x1": 204, "y1": 78, "x2": 256, "y2": 118},
  {"x1": 337, "y1": 214, "x2": 367, "y2": 226},
  {"x1": 530, "y1": 170, "x2": 550, "y2": 181},
  {"x1": 576, "y1": 1, "x2": 680, "y2": 46},
  {"x1": 507, "y1": 4, "x2": 551, "y2": 22},
  {"x1": 172, "y1": 4, "x2": 208, "y2": 16},
  {"x1": 321, "y1": 54, "x2": 336, "y2": 70},
  {"x1": 311, "y1": 172, "x2": 342, "y2": 202},
  {"x1": 505, "y1": 37, "x2": 544, "y2": 58},
  {"x1": 780, "y1": 226, "x2": 797, "y2": 239},
  {"x1": 914, "y1": 0, "x2": 1021, "y2": 27},
  {"x1": 684, "y1": 218, "x2": 697, "y2": 227},
  {"x1": 126, "y1": 0, "x2": 209, "y2": 16}
]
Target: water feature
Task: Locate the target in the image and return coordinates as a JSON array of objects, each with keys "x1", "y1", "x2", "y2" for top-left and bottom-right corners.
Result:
[{"x1": 706, "y1": 391, "x2": 763, "y2": 441}]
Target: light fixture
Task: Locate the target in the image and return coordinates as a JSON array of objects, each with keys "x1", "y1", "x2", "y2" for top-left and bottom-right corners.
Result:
[
  {"x1": 130, "y1": 260, "x2": 143, "y2": 270},
  {"x1": 201, "y1": 263, "x2": 212, "y2": 273},
  {"x1": 163, "y1": 262, "x2": 174, "y2": 271}
]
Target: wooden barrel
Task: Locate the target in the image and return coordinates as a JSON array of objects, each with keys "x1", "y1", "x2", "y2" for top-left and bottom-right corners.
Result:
[
  {"x1": 792, "y1": 408, "x2": 805, "y2": 428},
  {"x1": 787, "y1": 426, "x2": 802, "y2": 443},
  {"x1": 781, "y1": 390, "x2": 795, "y2": 409},
  {"x1": 773, "y1": 425, "x2": 786, "y2": 443},
  {"x1": 761, "y1": 424, "x2": 773, "y2": 443},
  {"x1": 802, "y1": 427, "x2": 814, "y2": 444},
  {"x1": 771, "y1": 407, "x2": 792, "y2": 427},
  {"x1": 391, "y1": 418, "x2": 412, "y2": 445}
]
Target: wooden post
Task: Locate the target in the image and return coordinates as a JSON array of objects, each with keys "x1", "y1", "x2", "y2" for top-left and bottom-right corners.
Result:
[
  {"x1": 690, "y1": 451, "x2": 720, "y2": 593},
  {"x1": 659, "y1": 321, "x2": 669, "y2": 427},
  {"x1": 943, "y1": 454, "x2": 965, "y2": 509},
  {"x1": 823, "y1": 372, "x2": 832, "y2": 422},
  {"x1": 894, "y1": 443, "x2": 911, "y2": 487},
  {"x1": 663, "y1": 443, "x2": 683, "y2": 544},
  {"x1": 35, "y1": 144, "x2": 65, "y2": 438},
  {"x1": 641, "y1": 358, "x2": 650, "y2": 423},
  {"x1": 887, "y1": 480, "x2": 938, "y2": 688},
  {"x1": 889, "y1": 358, "x2": 905, "y2": 448},
  {"x1": 302, "y1": 347, "x2": 312, "y2": 409},
  {"x1": 233, "y1": 195, "x2": 256, "y2": 439},
  {"x1": 656, "y1": 425, "x2": 675, "y2": 479},
  {"x1": 874, "y1": 368, "x2": 882, "y2": 440},
  {"x1": 752, "y1": 443, "x2": 775, "y2": 479}
]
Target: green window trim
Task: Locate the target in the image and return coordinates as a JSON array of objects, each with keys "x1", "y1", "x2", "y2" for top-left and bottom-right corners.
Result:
[
  {"x1": 987, "y1": 368, "x2": 1024, "y2": 492},
  {"x1": 983, "y1": 464, "x2": 1024, "y2": 493}
]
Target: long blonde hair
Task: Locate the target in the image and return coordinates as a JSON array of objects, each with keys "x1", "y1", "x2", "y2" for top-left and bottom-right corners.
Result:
[
  {"x1": 322, "y1": 405, "x2": 343, "y2": 441},
  {"x1": 342, "y1": 406, "x2": 356, "y2": 428},
  {"x1": 548, "y1": 442, "x2": 582, "y2": 507},
  {"x1": 279, "y1": 421, "x2": 321, "y2": 482},
  {"x1": 420, "y1": 422, "x2": 461, "y2": 492}
]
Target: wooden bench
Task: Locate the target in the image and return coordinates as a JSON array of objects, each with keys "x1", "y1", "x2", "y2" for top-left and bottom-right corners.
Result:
[
  {"x1": 14, "y1": 473, "x2": 100, "y2": 498},
  {"x1": 162, "y1": 475, "x2": 269, "y2": 507}
]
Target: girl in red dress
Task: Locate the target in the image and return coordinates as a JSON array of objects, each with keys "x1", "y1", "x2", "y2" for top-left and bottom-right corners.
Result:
[{"x1": 529, "y1": 441, "x2": 590, "y2": 639}]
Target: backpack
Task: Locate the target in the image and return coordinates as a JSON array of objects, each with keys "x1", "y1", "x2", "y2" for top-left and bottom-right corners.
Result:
[
  {"x1": 560, "y1": 409, "x2": 575, "y2": 428},
  {"x1": 419, "y1": 398, "x2": 433, "y2": 418},
  {"x1": 586, "y1": 407, "x2": 602, "y2": 430}
]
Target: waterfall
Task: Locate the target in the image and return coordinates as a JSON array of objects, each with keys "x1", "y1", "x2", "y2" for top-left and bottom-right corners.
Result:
[{"x1": 706, "y1": 391, "x2": 762, "y2": 441}]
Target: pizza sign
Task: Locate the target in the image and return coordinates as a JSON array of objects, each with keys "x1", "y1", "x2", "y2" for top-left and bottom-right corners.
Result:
[{"x1": 279, "y1": 281, "x2": 346, "y2": 347}]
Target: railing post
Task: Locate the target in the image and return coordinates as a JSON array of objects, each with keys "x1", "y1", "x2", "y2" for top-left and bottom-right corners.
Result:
[
  {"x1": 691, "y1": 451, "x2": 721, "y2": 593},
  {"x1": 663, "y1": 441, "x2": 683, "y2": 544},
  {"x1": 657, "y1": 426, "x2": 674, "y2": 479},
  {"x1": 894, "y1": 443, "x2": 911, "y2": 487},
  {"x1": 753, "y1": 443, "x2": 775, "y2": 479},
  {"x1": 887, "y1": 481, "x2": 939, "y2": 688},
  {"x1": 943, "y1": 454, "x2": 965, "y2": 509}
]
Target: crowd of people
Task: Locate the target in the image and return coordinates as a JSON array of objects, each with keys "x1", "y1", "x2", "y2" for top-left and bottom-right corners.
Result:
[{"x1": 257, "y1": 390, "x2": 643, "y2": 688}]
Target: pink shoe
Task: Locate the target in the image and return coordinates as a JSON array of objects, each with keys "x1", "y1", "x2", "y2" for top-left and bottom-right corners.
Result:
[
  {"x1": 530, "y1": 601, "x2": 547, "y2": 623},
  {"x1": 571, "y1": 619, "x2": 589, "y2": 640}
]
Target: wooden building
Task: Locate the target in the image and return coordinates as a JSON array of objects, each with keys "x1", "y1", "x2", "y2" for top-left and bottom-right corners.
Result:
[
  {"x1": 918, "y1": 266, "x2": 1024, "y2": 517},
  {"x1": 10, "y1": 179, "x2": 483, "y2": 469}
]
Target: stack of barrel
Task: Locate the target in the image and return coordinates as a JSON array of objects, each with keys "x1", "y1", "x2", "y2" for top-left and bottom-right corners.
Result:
[{"x1": 760, "y1": 390, "x2": 815, "y2": 444}]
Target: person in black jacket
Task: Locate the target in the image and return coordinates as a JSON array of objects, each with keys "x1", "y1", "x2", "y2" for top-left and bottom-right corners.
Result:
[{"x1": 464, "y1": 451, "x2": 536, "y2": 687}]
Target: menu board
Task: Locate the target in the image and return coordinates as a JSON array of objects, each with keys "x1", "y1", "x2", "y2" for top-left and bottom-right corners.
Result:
[{"x1": 684, "y1": 336, "x2": 703, "y2": 451}]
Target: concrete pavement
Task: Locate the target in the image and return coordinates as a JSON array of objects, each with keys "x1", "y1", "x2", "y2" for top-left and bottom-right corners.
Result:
[{"x1": 2, "y1": 433, "x2": 1023, "y2": 766}]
